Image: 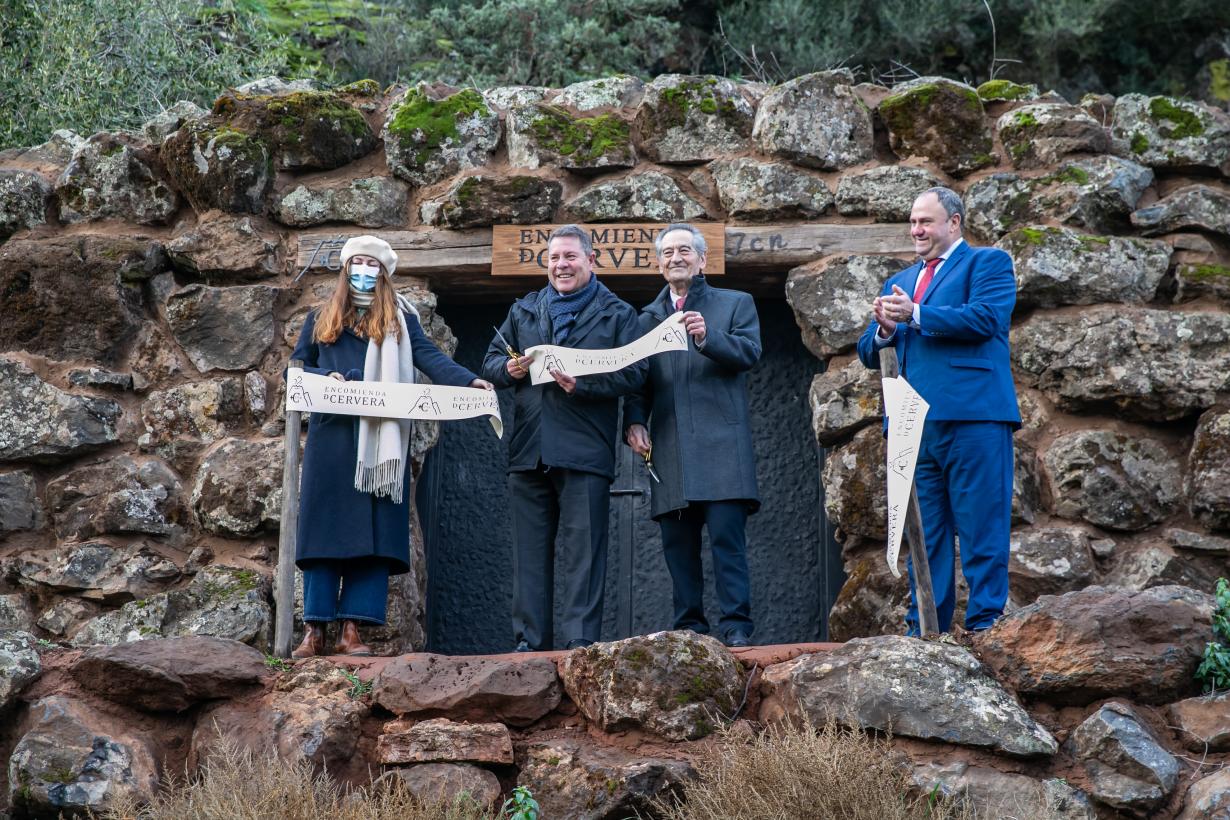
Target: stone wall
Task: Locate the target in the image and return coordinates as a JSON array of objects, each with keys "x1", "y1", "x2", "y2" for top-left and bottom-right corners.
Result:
[{"x1": 1, "y1": 70, "x2": 1229, "y2": 657}]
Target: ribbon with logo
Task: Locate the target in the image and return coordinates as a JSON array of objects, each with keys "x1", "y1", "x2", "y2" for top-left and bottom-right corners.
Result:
[
  {"x1": 524, "y1": 313, "x2": 689, "y2": 385},
  {"x1": 881, "y1": 375, "x2": 929, "y2": 576},
  {"x1": 285, "y1": 368, "x2": 503, "y2": 438}
]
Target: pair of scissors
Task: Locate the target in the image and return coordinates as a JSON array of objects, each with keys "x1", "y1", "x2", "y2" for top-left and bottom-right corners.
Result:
[
  {"x1": 643, "y1": 444, "x2": 661, "y2": 483},
  {"x1": 492, "y1": 326, "x2": 521, "y2": 359}
]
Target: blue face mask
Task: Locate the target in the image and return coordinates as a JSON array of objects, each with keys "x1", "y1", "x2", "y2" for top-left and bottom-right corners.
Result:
[{"x1": 348, "y1": 262, "x2": 380, "y2": 292}]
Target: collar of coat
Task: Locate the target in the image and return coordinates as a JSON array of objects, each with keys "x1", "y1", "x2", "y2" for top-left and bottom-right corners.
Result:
[
  {"x1": 513, "y1": 277, "x2": 623, "y2": 341},
  {"x1": 644, "y1": 274, "x2": 711, "y2": 319}
]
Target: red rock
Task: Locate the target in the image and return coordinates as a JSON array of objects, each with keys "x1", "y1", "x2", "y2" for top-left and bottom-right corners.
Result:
[
  {"x1": 375, "y1": 718, "x2": 513, "y2": 765},
  {"x1": 71, "y1": 635, "x2": 267, "y2": 712},
  {"x1": 1170, "y1": 691, "x2": 1230, "y2": 752},
  {"x1": 975, "y1": 585, "x2": 1213, "y2": 704},
  {"x1": 373, "y1": 652, "x2": 560, "y2": 727},
  {"x1": 379, "y1": 763, "x2": 501, "y2": 809}
]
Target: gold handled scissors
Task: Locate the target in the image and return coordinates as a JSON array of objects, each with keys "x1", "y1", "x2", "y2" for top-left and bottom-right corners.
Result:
[
  {"x1": 492, "y1": 325, "x2": 521, "y2": 359},
  {"x1": 643, "y1": 444, "x2": 661, "y2": 483}
]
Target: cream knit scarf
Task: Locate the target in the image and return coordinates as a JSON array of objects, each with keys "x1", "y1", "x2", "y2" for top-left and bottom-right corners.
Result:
[{"x1": 354, "y1": 293, "x2": 418, "y2": 501}]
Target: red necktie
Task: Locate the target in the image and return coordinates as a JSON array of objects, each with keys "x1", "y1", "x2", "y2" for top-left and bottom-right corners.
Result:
[
  {"x1": 675, "y1": 297, "x2": 685, "y2": 311},
  {"x1": 914, "y1": 257, "x2": 941, "y2": 302}
]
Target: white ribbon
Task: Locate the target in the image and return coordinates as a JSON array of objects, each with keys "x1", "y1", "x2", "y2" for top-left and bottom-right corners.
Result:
[
  {"x1": 286, "y1": 368, "x2": 502, "y2": 438},
  {"x1": 524, "y1": 313, "x2": 688, "y2": 385},
  {"x1": 882, "y1": 375, "x2": 929, "y2": 577}
]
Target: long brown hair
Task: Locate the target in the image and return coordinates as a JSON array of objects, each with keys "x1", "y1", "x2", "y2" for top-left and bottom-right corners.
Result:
[{"x1": 313, "y1": 263, "x2": 402, "y2": 344}]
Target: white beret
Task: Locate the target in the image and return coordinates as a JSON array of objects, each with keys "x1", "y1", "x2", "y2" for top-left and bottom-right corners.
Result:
[{"x1": 339, "y1": 234, "x2": 397, "y2": 275}]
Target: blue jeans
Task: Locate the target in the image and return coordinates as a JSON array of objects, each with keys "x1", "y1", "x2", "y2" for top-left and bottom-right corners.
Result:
[{"x1": 302, "y1": 558, "x2": 389, "y2": 624}]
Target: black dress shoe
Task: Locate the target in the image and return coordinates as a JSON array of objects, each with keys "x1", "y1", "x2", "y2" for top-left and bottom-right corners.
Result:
[
  {"x1": 565, "y1": 638, "x2": 594, "y2": 649},
  {"x1": 724, "y1": 631, "x2": 752, "y2": 648},
  {"x1": 514, "y1": 640, "x2": 533, "y2": 652}
]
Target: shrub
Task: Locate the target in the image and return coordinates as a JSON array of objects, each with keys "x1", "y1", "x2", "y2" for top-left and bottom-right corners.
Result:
[
  {"x1": 101, "y1": 738, "x2": 496, "y2": 819},
  {"x1": 712, "y1": 0, "x2": 1230, "y2": 100},
  {"x1": 0, "y1": 0, "x2": 296, "y2": 150},
  {"x1": 1197, "y1": 577, "x2": 1230, "y2": 693},
  {"x1": 359, "y1": 0, "x2": 682, "y2": 88},
  {"x1": 654, "y1": 720, "x2": 974, "y2": 820}
]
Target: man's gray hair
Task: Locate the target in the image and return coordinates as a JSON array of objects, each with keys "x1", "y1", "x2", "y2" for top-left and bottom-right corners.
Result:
[
  {"x1": 654, "y1": 223, "x2": 708, "y2": 257},
  {"x1": 922, "y1": 186, "x2": 966, "y2": 231},
  {"x1": 548, "y1": 224, "x2": 593, "y2": 255}
]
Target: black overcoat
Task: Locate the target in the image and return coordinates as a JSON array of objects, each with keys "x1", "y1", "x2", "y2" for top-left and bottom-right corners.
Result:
[
  {"x1": 481, "y1": 280, "x2": 645, "y2": 481},
  {"x1": 623, "y1": 276, "x2": 762, "y2": 519},
  {"x1": 290, "y1": 309, "x2": 477, "y2": 573}
]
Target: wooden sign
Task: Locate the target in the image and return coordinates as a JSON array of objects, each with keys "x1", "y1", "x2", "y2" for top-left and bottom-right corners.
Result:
[{"x1": 490, "y1": 223, "x2": 726, "y2": 276}]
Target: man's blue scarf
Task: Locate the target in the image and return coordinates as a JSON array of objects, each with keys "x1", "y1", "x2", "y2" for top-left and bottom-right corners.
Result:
[{"x1": 546, "y1": 274, "x2": 598, "y2": 344}]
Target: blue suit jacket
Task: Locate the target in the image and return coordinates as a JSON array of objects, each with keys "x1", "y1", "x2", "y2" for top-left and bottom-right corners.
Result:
[{"x1": 857, "y1": 241, "x2": 1021, "y2": 426}]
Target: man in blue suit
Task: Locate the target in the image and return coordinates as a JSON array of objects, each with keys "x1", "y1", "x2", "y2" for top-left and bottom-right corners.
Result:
[{"x1": 857, "y1": 187, "x2": 1020, "y2": 634}]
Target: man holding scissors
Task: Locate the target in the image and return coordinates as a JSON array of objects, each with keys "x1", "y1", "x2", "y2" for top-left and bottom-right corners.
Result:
[
  {"x1": 483, "y1": 224, "x2": 645, "y2": 652},
  {"x1": 624, "y1": 223, "x2": 762, "y2": 647}
]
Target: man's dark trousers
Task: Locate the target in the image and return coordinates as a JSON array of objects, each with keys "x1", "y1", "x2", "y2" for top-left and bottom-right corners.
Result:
[
  {"x1": 658, "y1": 500, "x2": 753, "y2": 638},
  {"x1": 509, "y1": 465, "x2": 610, "y2": 650}
]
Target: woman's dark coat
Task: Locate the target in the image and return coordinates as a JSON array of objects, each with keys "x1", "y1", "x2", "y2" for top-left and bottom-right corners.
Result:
[
  {"x1": 623, "y1": 275, "x2": 762, "y2": 519},
  {"x1": 291, "y1": 309, "x2": 477, "y2": 574},
  {"x1": 481, "y1": 279, "x2": 645, "y2": 481}
]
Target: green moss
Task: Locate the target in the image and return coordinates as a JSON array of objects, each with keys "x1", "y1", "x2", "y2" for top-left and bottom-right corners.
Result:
[
  {"x1": 337, "y1": 79, "x2": 381, "y2": 97},
  {"x1": 1046, "y1": 164, "x2": 1092, "y2": 186},
  {"x1": 1209, "y1": 60, "x2": 1230, "y2": 103},
  {"x1": 46, "y1": 767, "x2": 76, "y2": 784},
  {"x1": 387, "y1": 87, "x2": 490, "y2": 158},
  {"x1": 201, "y1": 567, "x2": 260, "y2": 600},
  {"x1": 1183, "y1": 263, "x2": 1230, "y2": 280},
  {"x1": 880, "y1": 83, "x2": 941, "y2": 139},
  {"x1": 266, "y1": 91, "x2": 371, "y2": 141},
  {"x1": 208, "y1": 125, "x2": 258, "y2": 148},
  {"x1": 656, "y1": 79, "x2": 740, "y2": 130},
  {"x1": 1010, "y1": 110, "x2": 1039, "y2": 129},
  {"x1": 453, "y1": 176, "x2": 482, "y2": 206},
  {"x1": 1130, "y1": 131, "x2": 1150, "y2": 154},
  {"x1": 1017, "y1": 227, "x2": 1057, "y2": 246},
  {"x1": 1077, "y1": 234, "x2": 1111, "y2": 250},
  {"x1": 976, "y1": 79, "x2": 1034, "y2": 101},
  {"x1": 1148, "y1": 97, "x2": 1206, "y2": 139},
  {"x1": 529, "y1": 105, "x2": 631, "y2": 165}
]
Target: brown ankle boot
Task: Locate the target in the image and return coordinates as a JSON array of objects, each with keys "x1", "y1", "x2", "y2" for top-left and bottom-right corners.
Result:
[
  {"x1": 334, "y1": 619, "x2": 373, "y2": 656},
  {"x1": 291, "y1": 622, "x2": 327, "y2": 659}
]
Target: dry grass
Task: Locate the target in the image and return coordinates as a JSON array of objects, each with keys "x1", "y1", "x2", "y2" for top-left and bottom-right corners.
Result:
[
  {"x1": 99, "y1": 741, "x2": 496, "y2": 820},
  {"x1": 655, "y1": 721, "x2": 974, "y2": 820}
]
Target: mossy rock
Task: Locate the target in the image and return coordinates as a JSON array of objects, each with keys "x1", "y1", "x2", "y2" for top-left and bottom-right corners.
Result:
[
  {"x1": 879, "y1": 77, "x2": 995, "y2": 176},
  {"x1": 753, "y1": 70, "x2": 874, "y2": 170},
  {"x1": 976, "y1": 79, "x2": 1039, "y2": 102},
  {"x1": 336, "y1": 78, "x2": 381, "y2": 97},
  {"x1": 996, "y1": 103, "x2": 1109, "y2": 169},
  {"x1": 427, "y1": 174, "x2": 562, "y2": 229},
  {"x1": 559, "y1": 630, "x2": 743, "y2": 741},
  {"x1": 383, "y1": 86, "x2": 501, "y2": 186},
  {"x1": 160, "y1": 121, "x2": 273, "y2": 214},
  {"x1": 1111, "y1": 93, "x2": 1230, "y2": 172},
  {"x1": 508, "y1": 103, "x2": 634, "y2": 172},
  {"x1": 55, "y1": 132, "x2": 179, "y2": 225},
  {"x1": 208, "y1": 90, "x2": 375, "y2": 171},
  {"x1": 633, "y1": 74, "x2": 754, "y2": 164}
]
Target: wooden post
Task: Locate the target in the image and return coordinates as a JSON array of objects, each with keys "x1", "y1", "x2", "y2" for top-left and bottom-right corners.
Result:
[
  {"x1": 274, "y1": 359, "x2": 304, "y2": 658},
  {"x1": 877, "y1": 348, "x2": 940, "y2": 638}
]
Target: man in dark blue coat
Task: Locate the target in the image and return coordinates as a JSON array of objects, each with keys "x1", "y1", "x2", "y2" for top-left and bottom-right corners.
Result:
[
  {"x1": 624, "y1": 223, "x2": 762, "y2": 647},
  {"x1": 483, "y1": 225, "x2": 646, "y2": 651},
  {"x1": 857, "y1": 187, "x2": 1020, "y2": 635}
]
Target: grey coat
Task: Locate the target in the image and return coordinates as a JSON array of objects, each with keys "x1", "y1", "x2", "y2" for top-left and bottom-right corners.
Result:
[{"x1": 623, "y1": 276, "x2": 761, "y2": 519}]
